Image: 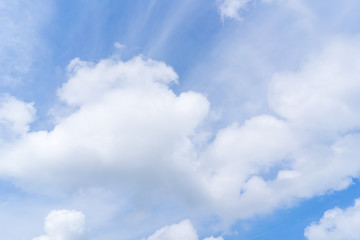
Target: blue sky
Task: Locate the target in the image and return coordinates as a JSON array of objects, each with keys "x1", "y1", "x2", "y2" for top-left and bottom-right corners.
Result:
[{"x1": 2, "y1": 0, "x2": 360, "y2": 240}]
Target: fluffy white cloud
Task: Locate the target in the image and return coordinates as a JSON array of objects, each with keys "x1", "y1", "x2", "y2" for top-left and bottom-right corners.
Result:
[
  {"x1": 200, "y1": 115, "x2": 296, "y2": 218},
  {"x1": 59, "y1": 56, "x2": 179, "y2": 106},
  {"x1": 197, "y1": 37, "x2": 360, "y2": 221},
  {"x1": 0, "y1": 56, "x2": 209, "y2": 198},
  {"x1": 2, "y1": 37, "x2": 360, "y2": 235},
  {"x1": 146, "y1": 220, "x2": 198, "y2": 240},
  {"x1": 269, "y1": 37, "x2": 360, "y2": 137},
  {"x1": 0, "y1": 95, "x2": 35, "y2": 141},
  {"x1": 33, "y1": 210, "x2": 86, "y2": 240},
  {"x1": 146, "y1": 220, "x2": 223, "y2": 240},
  {"x1": 304, "y1": 199, "x2": 360, "y2": 240}
]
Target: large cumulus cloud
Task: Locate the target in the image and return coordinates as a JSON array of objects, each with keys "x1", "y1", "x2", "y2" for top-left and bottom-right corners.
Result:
[
  {"x1": 197, "y1": 37, "x2": 360, "y2": 221},
  {"x1": 2, "y1": 37, "x2": 360, "y2": 235},
  {"x1": 0, "y1": 56, "x2": 210, "y2": 200}
]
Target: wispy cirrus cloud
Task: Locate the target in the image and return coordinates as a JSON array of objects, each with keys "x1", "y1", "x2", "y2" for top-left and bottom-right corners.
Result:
[{"x1": 0, "y1": 0, "x2": 51, "y2": 86}]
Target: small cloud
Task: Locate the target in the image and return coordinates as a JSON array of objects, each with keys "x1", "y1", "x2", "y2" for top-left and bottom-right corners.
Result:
[
  {"x1": 145, "y1": 219, "x2": 223, "y2": 240},
  {"x1": 33, "y1": 210, "x2": 86, "y2": 240},
  {"x1": 146, "y1": 219, "x2": 198, "y2": 240},
  {"x1": 114, "y1": 42, "x2": 126, "y2": 49},
  {"x1": 0, "y1": 94, "x2": 35, "y2": 139},
  {"x1": 305, "y1": 199, "x2": 360, "y2": 240},
  {"x1": 217, "y1": 0, "x2": 252, "y2": 20},
  {"x1": 217, "y1": 0, "x2": 313, "y2": 25}
]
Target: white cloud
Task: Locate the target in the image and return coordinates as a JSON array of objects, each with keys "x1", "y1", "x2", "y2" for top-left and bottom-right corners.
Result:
[
  {"x1": 218, "y1": 0, "x2": 312, "y2": 22},
  {"x1": 146, "y1": 220, "x2": 198, "y2": 240},
  {"x1": 0, "y1": 95, "x2": 35, "y2": 141},
  {"x1": 0, "y1": 56, "x2": 210, "y2": 199},
  {"x1": 146, "y1": 219, "x2": 223, "y2": 240},
  {"x1": 217, "y1": 0, "x2": 251, "y2": 20},
  {"x1": 269, "y1": 37, "x2": 360, "y2": 137},
  {"x1": 196, "y1": 37, "x2": 360, "y2": 221},
  {"x1": 199, "y1": 115, "x2": 297, "y2": 219},
  {"x1": 33, "y1": 210, "x2": 86, "y2": 240},
  {"x1": 60, "y1": 56, "x2": 179, "y2": 106},
  {"x1": 114, "y1": 42, "x2": 126, "y2": 49},
  {"x1": 2, "y1": 36, "x2": 360, "y2": 235},
  {"x1": 304, "y1": 198, "x2": 360, "y2": 240}
]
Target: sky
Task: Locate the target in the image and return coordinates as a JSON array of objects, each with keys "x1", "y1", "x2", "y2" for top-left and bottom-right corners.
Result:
[{"x1": 1, "y1": 0, "x2": 360, "y2": 239}]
